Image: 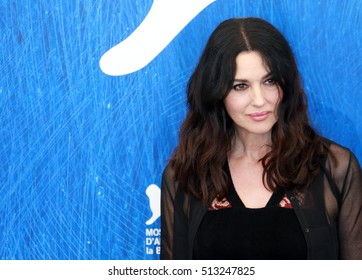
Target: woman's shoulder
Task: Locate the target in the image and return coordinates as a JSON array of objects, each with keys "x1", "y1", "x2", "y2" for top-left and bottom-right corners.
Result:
[
  {"x1": 322, "y1": 137, "x2": 361, "y2": 181},
  {"x1": 161, "y1": 163, "x2": 179, "y2": 195},
  {"x1": 162, "y1": 162, "x2": 175, "y2": 183}
]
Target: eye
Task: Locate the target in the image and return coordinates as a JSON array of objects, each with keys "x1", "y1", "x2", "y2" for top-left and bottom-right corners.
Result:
[
  {"x1": 264, "y1": 78, "x2": 277, "y2": 86},
  {"x1": 232, "y1": 83, "x2": 248, "y2": 91}
]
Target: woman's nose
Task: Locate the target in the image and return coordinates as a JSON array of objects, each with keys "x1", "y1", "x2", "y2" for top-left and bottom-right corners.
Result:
[{"x1": 250, "y1": 86, "x2": 266, "y2": 107}]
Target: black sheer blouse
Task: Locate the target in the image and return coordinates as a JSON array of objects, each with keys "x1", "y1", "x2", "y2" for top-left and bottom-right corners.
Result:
[
  {"x1": 193, "y1": 179, "x2": 307, "y2": 259},
  {"x1": 161, "y1": 141, "x2": 362, "y2": 259}
]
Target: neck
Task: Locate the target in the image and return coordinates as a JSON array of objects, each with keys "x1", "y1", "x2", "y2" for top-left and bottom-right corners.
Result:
[{"x1": 230, "y1": 130, "x2": 272, "y2": 160}]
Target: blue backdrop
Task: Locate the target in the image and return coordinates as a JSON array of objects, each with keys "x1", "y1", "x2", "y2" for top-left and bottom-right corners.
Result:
[{"x1": 1, "y1": 0, "x2": 361, "y2": 259}]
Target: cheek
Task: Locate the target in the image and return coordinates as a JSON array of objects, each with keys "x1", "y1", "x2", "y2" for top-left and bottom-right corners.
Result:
[
  {"x1": 224, "y1": 94, "x2": 248, "y2": 114},
  {"x1": 223, "y1": 95, "x2": 233, "y2": 114},
  {"x1": 271, "y1": 90, "x2": 283, "y2": 117},
  {"x1": 269, "y1": 89, "x2": 283, "y2": 106},
  {"x1": 224, "y1": 99, "x2": 239, "y2": 117}
]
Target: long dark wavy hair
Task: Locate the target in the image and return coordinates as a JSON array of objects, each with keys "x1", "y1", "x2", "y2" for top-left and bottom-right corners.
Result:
[{"x1": 169, "y1": 17, "x2": 328, "y2": 204}]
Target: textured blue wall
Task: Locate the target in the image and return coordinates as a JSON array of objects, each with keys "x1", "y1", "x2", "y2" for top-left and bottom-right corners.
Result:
[{"x1": 0, "y1": 0, "x2": 361, "y2": 259}]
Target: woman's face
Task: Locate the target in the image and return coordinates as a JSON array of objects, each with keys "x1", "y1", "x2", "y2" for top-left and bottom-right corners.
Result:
[{"x1": 224, "y1": 51, "x2": 282, "y2": 138}]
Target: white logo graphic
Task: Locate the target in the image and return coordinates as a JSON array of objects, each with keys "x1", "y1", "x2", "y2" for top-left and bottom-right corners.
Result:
[
  {"x1": 145, "y1": 184, "x2": 161, "y2": 225},
  {"x1": 99, "y1": 0, "x2": 216, "y2": 76}
]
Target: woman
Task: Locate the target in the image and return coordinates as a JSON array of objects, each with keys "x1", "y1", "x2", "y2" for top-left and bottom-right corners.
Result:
[{"x1": 160, "y1": 17, "x2": 362, "y2": 260}]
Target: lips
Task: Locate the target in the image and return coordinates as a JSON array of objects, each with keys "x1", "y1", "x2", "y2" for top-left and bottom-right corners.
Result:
[{"x1": 248, "y1": 111, "x2": 271, "y2": 121}]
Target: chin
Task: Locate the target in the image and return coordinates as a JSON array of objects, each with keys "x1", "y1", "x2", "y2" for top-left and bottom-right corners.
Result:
[{"x1": 242, "y1": 123, "x2": 276, "y2": 135}]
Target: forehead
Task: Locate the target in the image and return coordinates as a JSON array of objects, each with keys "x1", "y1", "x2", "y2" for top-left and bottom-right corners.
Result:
[{"x1": 234, "y1": 51, "x2": 270, "y2": 79}]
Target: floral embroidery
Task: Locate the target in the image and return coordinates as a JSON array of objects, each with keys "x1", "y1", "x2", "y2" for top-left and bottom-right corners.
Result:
[
  {"x1": 208, "y1": 194, "x2": 292, "y2": 210},
  {"x1": 278, "y1": 194, "x2": 293, "y2": 208},
  {"x1": 208, "y1": 196, "x2": 232, "y2": 210}
]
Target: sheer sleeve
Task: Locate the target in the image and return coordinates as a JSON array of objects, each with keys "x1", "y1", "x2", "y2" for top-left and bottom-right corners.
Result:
[
  {"x1": 326, "y1": 144, "x2": 362, "y2": 259},
  {"x1": 160, "y1": 165, "x2": 177, "y2": 260}
]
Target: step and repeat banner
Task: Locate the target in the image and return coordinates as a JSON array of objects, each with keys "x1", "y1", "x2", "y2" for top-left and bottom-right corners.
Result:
[{"x1": 1, "y1": 0, "x2": 361, "y2": 259}]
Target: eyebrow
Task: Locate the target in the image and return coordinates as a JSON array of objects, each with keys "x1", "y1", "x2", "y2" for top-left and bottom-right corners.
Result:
[{"x1": 233, "y1": 72, "x2": 274, "y2": 83}]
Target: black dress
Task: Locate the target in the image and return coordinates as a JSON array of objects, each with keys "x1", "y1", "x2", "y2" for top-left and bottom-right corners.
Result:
[{"x1": 193, "y1": 169, "x2": 308, "y2": 260}]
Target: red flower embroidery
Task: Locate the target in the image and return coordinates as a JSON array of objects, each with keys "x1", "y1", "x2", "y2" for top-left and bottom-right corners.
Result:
[
  {"x1": 278, "y1": 194, "x2": 293, "y2": 208},
  {"x1": 208, "y1": 196, "x2": 232, "y2": 210}
]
